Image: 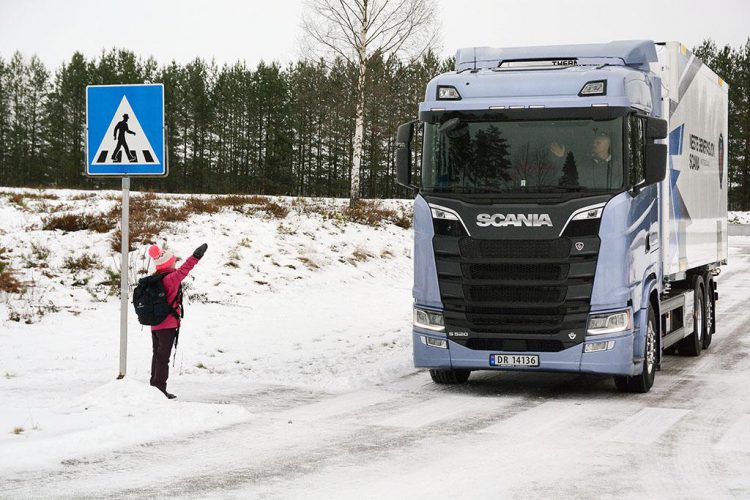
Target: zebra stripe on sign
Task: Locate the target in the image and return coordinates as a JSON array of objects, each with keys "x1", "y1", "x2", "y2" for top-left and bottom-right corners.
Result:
[{"x1": 95, "y1": 150, "x2": 156, "y2": 164}]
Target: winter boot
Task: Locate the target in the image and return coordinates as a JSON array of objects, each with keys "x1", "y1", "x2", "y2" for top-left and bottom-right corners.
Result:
[{"x1": 161, "y1": 389, "x2": 177, "y2": 400}]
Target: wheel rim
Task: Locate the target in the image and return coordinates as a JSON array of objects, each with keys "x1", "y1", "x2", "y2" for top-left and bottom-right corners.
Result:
[
  {"x1": 696, "y1": 297, "x2": 703, "y2": 342},
  {"x1": 646, "y1": 319, "x2": 656, "y2": 374}
]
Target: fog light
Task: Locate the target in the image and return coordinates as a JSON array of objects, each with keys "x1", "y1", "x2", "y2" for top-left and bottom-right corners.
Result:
[
  {"x1": 584, "y1": 340, "x2": 616, "y2": 353},
  {"x1": 421, "y1": 336, "x2": 448, "y2": 349}
]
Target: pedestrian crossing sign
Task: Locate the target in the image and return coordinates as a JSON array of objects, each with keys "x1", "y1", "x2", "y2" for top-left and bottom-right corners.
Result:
[{"x1": 86, "y1": 84, "x2": 166, "y2": 176}]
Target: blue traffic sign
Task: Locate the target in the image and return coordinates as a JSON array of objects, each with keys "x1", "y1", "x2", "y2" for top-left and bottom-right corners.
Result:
[{"x1": 86, "y1": 84, "x2": 166, "y2": 176}]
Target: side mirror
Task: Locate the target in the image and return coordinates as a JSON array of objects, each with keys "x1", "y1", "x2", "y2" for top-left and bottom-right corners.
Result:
[
  {"x1": 644, "y1": 143, "x2": 667, "y2": 185},
  {"x1": 395, "y1": 122, "x2": 416, "y2": 189},
  {"x1": 397, "y1": 122, "x2": 414, "y2": 145},
  {"x1": 646, "y1": 117, "x2": 668, "y2": 140}
]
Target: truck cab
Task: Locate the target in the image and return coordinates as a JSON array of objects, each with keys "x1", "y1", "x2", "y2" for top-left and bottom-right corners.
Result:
[{"x1": 397, "y1": 40, "x2": 728, "y2": 392}]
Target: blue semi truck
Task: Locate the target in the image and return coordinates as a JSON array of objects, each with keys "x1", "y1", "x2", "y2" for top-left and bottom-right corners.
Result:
[{"x1": 396, "y1": 41, "x2": 728, "y2": 392}]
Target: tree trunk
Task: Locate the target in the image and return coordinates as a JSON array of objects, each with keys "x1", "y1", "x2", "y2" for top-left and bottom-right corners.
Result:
[{"x1": 350, "y1": 60, "x2": 366, "y2": 206}]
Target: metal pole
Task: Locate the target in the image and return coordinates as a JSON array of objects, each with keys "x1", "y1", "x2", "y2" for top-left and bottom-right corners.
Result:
[{"x1": 117, "y1": 177, "x2": 130, "y2": 379}]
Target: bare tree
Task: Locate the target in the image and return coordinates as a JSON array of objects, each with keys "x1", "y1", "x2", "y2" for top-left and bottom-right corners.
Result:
[{"x1": 301, "y1": 0, "x2": 439, "y2": 205}]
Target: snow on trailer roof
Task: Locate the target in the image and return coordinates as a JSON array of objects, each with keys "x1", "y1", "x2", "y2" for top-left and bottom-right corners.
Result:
[{"x1": 455, "y1": 40, "x2": 659, "y2": 72}]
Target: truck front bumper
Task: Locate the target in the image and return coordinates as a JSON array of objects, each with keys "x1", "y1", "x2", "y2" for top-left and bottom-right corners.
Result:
[{"x1": 413, "y1": 328, "x2": 637, "y2": 376}]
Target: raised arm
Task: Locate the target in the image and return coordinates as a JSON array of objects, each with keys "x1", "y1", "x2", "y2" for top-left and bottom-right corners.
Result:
[{"x1": 163, "y1": 244, "x2": 207, "y2": 289}]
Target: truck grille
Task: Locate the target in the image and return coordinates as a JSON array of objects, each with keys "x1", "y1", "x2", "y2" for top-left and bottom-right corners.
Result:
[
  {"x1": 460, "y1": 238, "x2": 570, "y2": 259},
  {"x1": 463, "y1": 263, "x2": 569, "y2": 281},
  {"x1": 466, "y1": 285, "x2": 566, "y2": 304},
  {"x1": 433, "y1": 228, "x2": 600, "y2": 351},
  {"x1": 467, "y1": 306, "x2": 564, "y2": 327}
]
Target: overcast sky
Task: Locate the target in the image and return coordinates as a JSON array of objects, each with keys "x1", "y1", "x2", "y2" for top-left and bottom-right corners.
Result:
[{"x1": 1, "y1": 0, "x2": 748, "y2": 70}]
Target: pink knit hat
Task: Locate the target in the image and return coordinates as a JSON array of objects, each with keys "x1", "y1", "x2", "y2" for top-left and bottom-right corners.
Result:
[{"x1": 148, "y1": 245, "x2": 176, "y2": 271}]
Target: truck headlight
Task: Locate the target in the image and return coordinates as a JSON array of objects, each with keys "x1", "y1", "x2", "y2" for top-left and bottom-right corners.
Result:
[
  {"x1": 414, "y1": 307, "x2": 445, "y2": 332},
  {"x1": 587, "y1": 309, "x2": 632, "y2": 335}
]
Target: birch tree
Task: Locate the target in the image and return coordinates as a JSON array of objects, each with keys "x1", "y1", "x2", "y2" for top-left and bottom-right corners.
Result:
[{"x1": 301, "y1": 0, "x2": 439, "y2": 204}]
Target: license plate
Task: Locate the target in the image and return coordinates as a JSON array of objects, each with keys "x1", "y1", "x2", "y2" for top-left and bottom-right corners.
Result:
[{"x1": 489, "y1": 354, "x2": 540, "y2": 368}]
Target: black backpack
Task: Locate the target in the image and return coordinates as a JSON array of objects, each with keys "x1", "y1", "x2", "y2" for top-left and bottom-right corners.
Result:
[{"x1": 133, "y1": 274, "x2": 183, "y2": 326}]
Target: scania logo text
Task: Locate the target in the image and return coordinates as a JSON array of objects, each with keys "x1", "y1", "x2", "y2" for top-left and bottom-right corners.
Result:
[{"x1": 476, "y1": 213, "x2": 553, "y2": 228}]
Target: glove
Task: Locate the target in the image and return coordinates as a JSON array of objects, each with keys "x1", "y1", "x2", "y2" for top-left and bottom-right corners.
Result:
[{"x1": 193, "y1": 243, "x2": 208, "y2": 259}]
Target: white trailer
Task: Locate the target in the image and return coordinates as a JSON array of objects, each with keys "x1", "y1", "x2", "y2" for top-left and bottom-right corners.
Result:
[{"x1": 656, "y1": 42, "x2": 729, "y2": 279}]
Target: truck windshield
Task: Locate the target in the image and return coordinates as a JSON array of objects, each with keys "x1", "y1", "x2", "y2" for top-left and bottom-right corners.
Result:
[{"x1": 422, "y1": 117, "x2": 624, "y2": 194}]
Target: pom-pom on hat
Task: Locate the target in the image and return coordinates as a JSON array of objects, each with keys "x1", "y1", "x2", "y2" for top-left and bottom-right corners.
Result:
[{"x1": 148, "y1": 245, "x2": 176, "y2": 271}]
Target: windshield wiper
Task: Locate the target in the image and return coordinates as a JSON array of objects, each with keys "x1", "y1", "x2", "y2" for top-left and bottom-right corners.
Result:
[
  {"x1": 534, "y1": 185, "x2": 590, "y2": 193},
  {"x1": 430, "y1": 186, "x2": 508, "y2": 194}
]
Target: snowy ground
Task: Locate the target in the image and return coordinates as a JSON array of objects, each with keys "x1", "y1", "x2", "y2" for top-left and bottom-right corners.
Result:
[{"x1": 1, "y1": 189, "x2": 750, "y2": 498}]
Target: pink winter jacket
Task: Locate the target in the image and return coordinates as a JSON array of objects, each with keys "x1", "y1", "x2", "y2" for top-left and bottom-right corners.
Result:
[{"x1": 151, "y1": 255, "x2": 200, "y2": 331}]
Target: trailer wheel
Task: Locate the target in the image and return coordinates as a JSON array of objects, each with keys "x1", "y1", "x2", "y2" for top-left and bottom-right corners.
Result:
[
  {"x1": 678, "y1": 275, "x2": 704, "y2": 356},
  {"x1": 429, "y1": 369, "x2": 471, "y2": 384},
  {"x1": 702, "y1": 273, "x2": 714, "y2": 349},
  {"x1": 614, "y1": 304, "x2": 657, "y2": 393}
]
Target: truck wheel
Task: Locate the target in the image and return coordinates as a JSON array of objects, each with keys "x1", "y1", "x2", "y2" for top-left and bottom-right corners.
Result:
[
  {"x1": 702, "y1": 273, "x2": 714, "y2": 349},
  {"x1": 429, "y1": 369, "x2": 471, "y2": 384},
  {"x1": 678, "y1": 276, "x2": 704, "y2": 356},
  {"x1": 614, "y1": 304, "x2": 657, "y2": 393}
]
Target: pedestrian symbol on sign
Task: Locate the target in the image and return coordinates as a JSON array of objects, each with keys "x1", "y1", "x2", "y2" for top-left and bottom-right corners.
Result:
[
  {"x1": 91, "y1": 96, "x2": 159, "y2": 165},
  {"x1": 112, "y1": 113, "x2": 136, "y2": 162}
]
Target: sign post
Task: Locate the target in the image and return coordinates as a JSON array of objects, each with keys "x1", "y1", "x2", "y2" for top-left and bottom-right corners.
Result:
[
  {"x1": 119, "y1": 177, "x2": 130, "y2": 378},
  {"x1": 85, "y1": 84, "x2": 167, "y2": 379}
]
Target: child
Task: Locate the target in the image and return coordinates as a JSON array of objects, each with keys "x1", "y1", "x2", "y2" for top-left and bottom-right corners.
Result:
[{"x1": 148, "y1": 243, "x2": 207, "y2": 399}]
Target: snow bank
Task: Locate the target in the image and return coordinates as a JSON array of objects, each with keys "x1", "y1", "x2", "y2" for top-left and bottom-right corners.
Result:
[{"x1": 0, "y1": 379, "x2": 251, "y2": 471}]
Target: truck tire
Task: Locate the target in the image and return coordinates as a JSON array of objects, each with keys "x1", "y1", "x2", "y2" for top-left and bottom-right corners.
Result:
[
  {"x1": 678, "y1": 276, "x2": 704, "y2": 356},
  {"x1": 429, "y1": 369, "x2": 471, "y2": 384},
  {"x1": 614, "y1": 304, "x2": 657, "y2": 393},
  {"x1": 702, "y1": 272, "x2": 714, "y2": 349}
]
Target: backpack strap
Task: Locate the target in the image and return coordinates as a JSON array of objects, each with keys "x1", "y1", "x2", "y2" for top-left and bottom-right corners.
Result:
[{"x1": 168, "y1": 284, "x2": 183, "y2": 321}]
